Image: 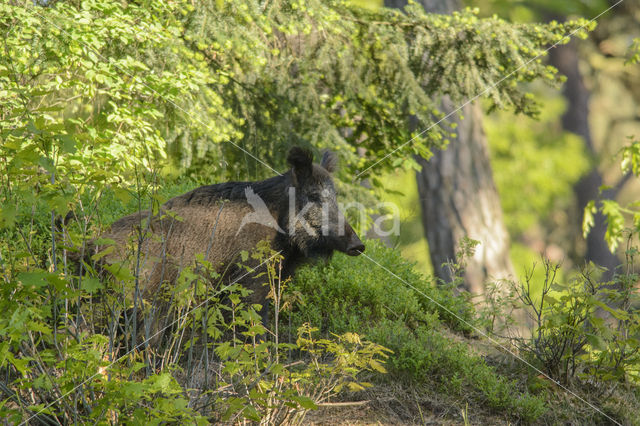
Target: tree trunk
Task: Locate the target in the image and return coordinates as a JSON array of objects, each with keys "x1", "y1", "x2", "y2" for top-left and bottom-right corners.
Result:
[
  {"x1": 415, "y1": 100, "x2": 514, "y2": 295},
  {"x1": 385, "y1": 0, "x2": 516, "y2": 296},
  {"x1": 548, "y1": 40, "x2": 620, "y2": 278}
]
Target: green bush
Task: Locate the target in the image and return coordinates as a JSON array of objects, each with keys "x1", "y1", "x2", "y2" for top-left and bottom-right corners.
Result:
[
  {"x1": 290, "y1": 239, "x2": 475, "y2": 334},
  {"x1": 0, "y1": 223, "x2": 390, "y2": 424},
  {"x1": 514, "y1": 248, "x2": 640, "y2": 388},
  {"x1": 206, "y1": 244, "x2": 392, "y2": 424},
  {"x1": 286, "y1": 240, "x2": 546, "y2": 421}
]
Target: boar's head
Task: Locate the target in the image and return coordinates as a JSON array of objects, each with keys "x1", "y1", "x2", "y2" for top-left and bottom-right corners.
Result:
[{"x1": 285, "y1": 147, "x2": 365, "y2": 259}]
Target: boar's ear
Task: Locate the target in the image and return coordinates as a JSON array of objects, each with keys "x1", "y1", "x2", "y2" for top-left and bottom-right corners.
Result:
[
  {"x1": 320, "y1": 150, "x2": 338, "y2": 174},
  {"x1": 287, "y1": 146, "x2": 313, "y2": 186}
]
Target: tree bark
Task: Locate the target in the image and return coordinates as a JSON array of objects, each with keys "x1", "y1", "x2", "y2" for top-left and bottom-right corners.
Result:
[
  {"x1": 415, "y1": 100, "x2": 514, "y2": 295},
  {"x1": 385, "y1": 0, "x2": 516, "y2": 295},
  {"x1": 548, "y1": 40, "x2": 620, "y2": 278}
]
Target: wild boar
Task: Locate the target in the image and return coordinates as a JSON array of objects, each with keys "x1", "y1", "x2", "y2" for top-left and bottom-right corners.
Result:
[{"x1": 94, "y1": 147, "x2": 364, "y2": 317}]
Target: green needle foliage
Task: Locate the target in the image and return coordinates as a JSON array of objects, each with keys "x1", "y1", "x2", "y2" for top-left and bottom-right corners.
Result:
[
  {"x1": 0, "y1": 0, "x2": 596, "y2": 247},
  {"x1": 2, "y1": 0, "x2": 593, "y2": 201},
  {"x1": 182, "y1": 0, "x2": 594, "y2": 188}
]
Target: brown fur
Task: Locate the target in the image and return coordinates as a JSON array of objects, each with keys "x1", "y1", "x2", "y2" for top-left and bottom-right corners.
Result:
[{"x1": 101, "y1": 201, "x2": 279, "y2": 304}]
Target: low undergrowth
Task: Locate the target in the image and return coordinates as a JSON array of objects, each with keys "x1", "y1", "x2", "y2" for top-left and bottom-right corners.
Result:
[
  {"x1": 0, "y1": 230, "x2": 391, "y2": 424},
  {"x1": 287, "y1": 239, "x2": 640, "y2": 425},
  {"x1": 287, "y1": 240, "x2": 547, "y2": 423},
  {"x1": 2, "y1": 177, "x2": 639, "y2": 424}
]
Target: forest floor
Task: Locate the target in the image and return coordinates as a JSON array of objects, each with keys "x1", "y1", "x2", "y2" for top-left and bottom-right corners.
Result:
[
  {"x1": 306, "y1": 383, "x2": 513, "y2": 425},
  {"x1": 306, "y1": 330, "x2": 521, "y2": 425},
  {"x1": 304, "y1": 327, "x2": 639, "y2": 426}
]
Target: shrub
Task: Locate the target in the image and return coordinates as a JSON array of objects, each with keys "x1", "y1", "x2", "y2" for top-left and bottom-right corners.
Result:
[
  {"x1": 513, "y1": 240, "x2": 640, "y2": 389},
  {"x1": 0, "y1": 232, "x2": 390, "y2": 424},
  {"x1": 286, "y1": 240, "x2": 547, "y2": 421},
  {"x1": 203, "y1": 245, "x2": 392, "y2": 425},
  {"x1": 290, "y1": 239, "x2": 475, "y2": 335}
]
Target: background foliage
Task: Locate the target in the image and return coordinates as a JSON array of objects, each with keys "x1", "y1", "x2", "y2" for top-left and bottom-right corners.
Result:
[{"x1": 1, "y1": 0, "x2": 640, "y2": 424}]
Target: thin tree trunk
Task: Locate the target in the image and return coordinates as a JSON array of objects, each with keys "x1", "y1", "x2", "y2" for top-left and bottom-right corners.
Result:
[
  {"x1": 415, "y1": 100, "x2": 514, "y2": 295},
  {"x1": 548, "y1": 40, "x2": 620, "y2": 278},
  {"x1": 385, "y1": 0, "x2": 516, "y2": 296}
]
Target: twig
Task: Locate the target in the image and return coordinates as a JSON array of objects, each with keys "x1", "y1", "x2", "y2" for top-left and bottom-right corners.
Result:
[{"x1": 316, "y1": 400, "x2": 370, "y2": 407}]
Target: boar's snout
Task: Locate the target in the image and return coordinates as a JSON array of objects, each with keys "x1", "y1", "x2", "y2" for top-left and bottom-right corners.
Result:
[
  {"x1": 346, "y1": 240, "x2": 365, "y2": 256},
  {"x1": 345, "y1": 228, "x2": 365, "y2": 256}
]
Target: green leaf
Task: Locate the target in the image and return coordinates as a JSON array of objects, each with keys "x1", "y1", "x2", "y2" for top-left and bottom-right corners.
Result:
[
  {"x1": 91, "y1": 246, "x2": 114, "y2": 262},
  {"x1": 17, "y1": 271, "x2": 49, "y2": 289},
  {"x1": 582, "y1": 200, "x2": 596, "y2": 239},
  {"x1": 113, "y1": 187, "x2": 133, "y2": 204},
  {"x1": 634, "y1": 213, "x2": 640, "y2": 233},
  {"x1": 81, "y1": 277, "x2": 103, "y2": 294},
  {"x1": 147, "y1": 373, "x2": 174, "y2": 393},
  {"x1": 28, "y1": 321, "x2": 51, "y2": 335},
  {"x1": 0, "y1": 204, "x2": 17, "y2": 228},
  {"x1": 368, "y1": 359, "x2": 387, "y2": 373},
  {"x1": 8, "y1": 354, "x2": 31, "y2": 376},
  {"x1": 45, "y1": 274, "x2": 68, "y2": 292},
  {"x1": 58, "y1": 135, "x2": 76, "y2": 153},
  {"x1": 593, "y1": 300, "x2": 629, "y2": 321},
  {"x1": 601, "y1": 200, "x2": 624, "y2": 252},
  {"x1": 103, "y1": 263, "x2": 135, "y2": 281},
  {"x1": 586, "y1": 334, "x2": 606, "y2": 351},
  {"x1": 347, "y1": 382, "x2": 365, "y2": 392},
  {"x1": 246, "y1": 324, "x2": 266, "y2": 336},
  {"x1": 290, "y1": 395, "x2": 318, "y2": 410},
  {"x1": 0, "y1": 342, "x2": 10, "y2": 368},
  {"x1": 242, "y1": 405, "x2": 261, "y2": 421}
]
